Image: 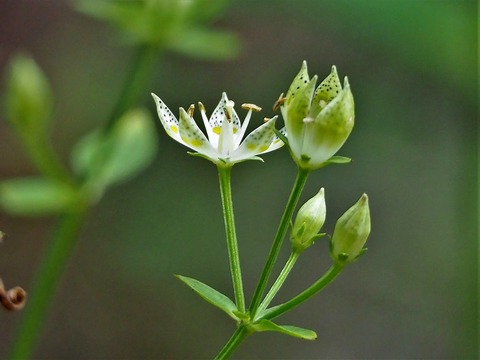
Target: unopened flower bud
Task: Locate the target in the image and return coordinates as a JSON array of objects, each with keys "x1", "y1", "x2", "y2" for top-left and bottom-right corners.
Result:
[
  {"x1": 290, "y1": 188, "x2": 326, "y2": 252},
  {"x1": 280, "y1": 61, "x2": 354, "y2": 170},
  {"x1": 330, "y1": 194, "x2": 370, "y2": 264},
  {"x1": 5, "y1": 54, "x2": 53, "y2": 134}
]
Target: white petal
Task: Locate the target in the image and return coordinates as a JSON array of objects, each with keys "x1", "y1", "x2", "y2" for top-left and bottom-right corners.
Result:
[
  {"x1": 151, "y1": 93, "x2": 182, "y2": 143},
  {"x1": 230, "y1": 116, "x2": 279, "y2": 162},
  {"x1": 208, "y1": 92, "x2": 241, "y2": 149},
  {"x1": 264, "y1": 126, "x2": 286, "y2": 153},
  {"x1": 178, "y1": 108, "x2": 218, "y2": 160}
]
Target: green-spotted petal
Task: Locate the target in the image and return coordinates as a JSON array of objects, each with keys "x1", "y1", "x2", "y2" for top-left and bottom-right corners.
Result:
[
  {"x1": 230, "y1": 116, "x2": 278, "y2": 163},
  {"x1": 310, "y1": 65, "x2": 342, "y2": 116},
  {"x1": 178, "y1": 108, "x2": 218, "y2": 159},
  {"x1": 151, "y1": 93, "x2": 181, "y2": 142},
  {"x1": 207, "y1": 92, "x2": 241, "y2": 149}
]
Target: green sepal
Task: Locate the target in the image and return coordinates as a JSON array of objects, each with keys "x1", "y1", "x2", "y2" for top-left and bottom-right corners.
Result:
[
  {"x1": 250, "y1": 319, "x2": 317, "y2": 340},
  {"x1": 0, "y1": 177, "x2": 79, "y2": 216},
  {"x1": 71, "y1": 109, "x2": 157, "y2": 198},
  {"x1": 326, "y1": 156, "x2": 352, "y2": 164},
  {"x1": 175, "y1": 275, "x2": 238, "y2": 320}
]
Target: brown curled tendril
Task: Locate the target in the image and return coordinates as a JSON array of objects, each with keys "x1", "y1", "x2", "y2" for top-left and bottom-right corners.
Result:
[{"x1": 0, "y1": 278, "x2": 27, "y2": 311}]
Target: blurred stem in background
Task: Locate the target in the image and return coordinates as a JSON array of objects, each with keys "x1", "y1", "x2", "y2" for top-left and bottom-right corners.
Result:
[
  {"x1": 7, "y1": 42, "x2": 160, "y2": 360},
  {"x1": 3, "y1": 1, "x2": 239, "y2": 358}
]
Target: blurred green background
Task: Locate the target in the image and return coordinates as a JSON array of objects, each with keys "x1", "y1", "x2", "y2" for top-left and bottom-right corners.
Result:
[{"x1": 0, "y1": 0, "x2": 477, "y2": 359}]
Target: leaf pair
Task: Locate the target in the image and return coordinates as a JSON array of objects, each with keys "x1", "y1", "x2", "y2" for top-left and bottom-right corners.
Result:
[{"x1": 176, "y1": 275, "x2": 317, "y2": 341}]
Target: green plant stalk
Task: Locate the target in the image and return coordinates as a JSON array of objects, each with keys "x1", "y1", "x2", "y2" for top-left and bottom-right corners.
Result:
[
  {"x1": 249, "y1": 167, "x2": 309, "y2": 317},
  {"x1": 213, "y1": 325, "x2": 250, "y2": 360},
  {"x1": 8, "y1": 43, "x2": 160, "y2": 360},
  {"x1": 105, "y1": 43, "x2": 159, "y2": 131},
  {"x1": 255, "y1": 250, "x2": 300, "y2": 317},
  {"x1": 8, "y1": 204, "x2": 88, "y2": 360},
  {"x1": 262, "y1": 262, "x2": 345, "y2": 321},
  {"x1": 22, "y1": 135, "x2": 71, "y2": 184},
  {"x1": 217, "y1": 166, "x2": 245, "y2": 313}
]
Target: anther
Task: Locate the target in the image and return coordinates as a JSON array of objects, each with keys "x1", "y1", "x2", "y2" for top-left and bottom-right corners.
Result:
[
  {"x1": 187, "y1": 104, "x2": 195, "y2": 117},
  {"x1": 273, "y1": 93, "x2": 286, "y2": 111},
  {"x1": 241, "y1": 103, "x2": 262, "y2": 112}
]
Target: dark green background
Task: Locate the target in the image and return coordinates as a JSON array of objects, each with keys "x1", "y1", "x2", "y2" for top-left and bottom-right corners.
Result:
[{"x1": 0, "y1": 0, "x2": 477, "y2": 358}]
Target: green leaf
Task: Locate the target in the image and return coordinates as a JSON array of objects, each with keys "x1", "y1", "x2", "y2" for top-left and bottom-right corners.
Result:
[
  {"x1": 250, "y1": 319, "x2": 317, "y2": 340},
  {"x1": 168, "y1": 28, "x2": 241, "y2": 60},
  {"x1": 71, "y1": 109, "x2": 157, "y2": 197},
  {"x1": 176, "y1": 275, "x2": 238, "y2": 320},
  {"x1": 0, "y1": 177, "x2": 78, "y2": 216}
]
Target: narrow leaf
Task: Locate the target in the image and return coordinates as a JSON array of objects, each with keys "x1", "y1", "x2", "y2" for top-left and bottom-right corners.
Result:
[
  {"x1": 251, "y1": 319, "x2": 317, "y2": 340},
  {"x1": 176, "y1": 275, "x2": 238, "y2": 320},
  {"x1": 0, "y1": 177, "x2": 77, "y2": 216},
  {"x1": 71, "y1": 109, "x2": 157, "y2": 194}
]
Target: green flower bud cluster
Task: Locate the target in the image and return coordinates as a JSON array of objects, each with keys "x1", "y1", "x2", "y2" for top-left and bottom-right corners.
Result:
[{"x1": 279, "y1": 61, "x2": 354, "y2": 170}]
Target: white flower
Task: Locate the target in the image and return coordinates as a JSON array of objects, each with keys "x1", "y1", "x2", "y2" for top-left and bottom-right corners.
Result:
[{"x1": 152, "y1": 92, "x2": 284, "y2": 166}]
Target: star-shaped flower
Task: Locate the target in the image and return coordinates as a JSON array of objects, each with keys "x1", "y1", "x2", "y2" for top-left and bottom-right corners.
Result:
[{"x1": 152, "y1": 92, "x2": 284, "y2": 166}]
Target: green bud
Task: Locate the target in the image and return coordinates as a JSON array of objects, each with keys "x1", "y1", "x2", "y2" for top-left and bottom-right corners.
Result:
[
  {"x1": 330, "y1": 194, "x2": 371, "y2": 264},
  {"x1": 290, "y1": 188, "x2": 326, "y2": 252},
  {"x1": 5, "y1": 54, "x2": 53, "y2": 134},
  {"x1": 280, "y1": 61, "x2": 354, "y2": 170}
]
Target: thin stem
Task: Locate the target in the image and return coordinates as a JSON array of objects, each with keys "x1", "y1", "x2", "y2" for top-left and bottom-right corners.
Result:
[
  {"x1": 105, "y1": 43, "x2": 159, "y2": 131},
  {"x1": 213, "y1": 325, "x2": 250, "y2": 360},
  {"x1": 217, "y1": 166, "x2": 245, "y2": 313},
  {"x1": 22, "y1": 135, "x2": 71, "y2": 184},
  {"x1": 249, "y1": 167, "x2": 309, "y2": 317},
  {"x1": 256, "y1": 250, "x2": 300, "y2": 317},
  {"x1": 8, "y1": 204, "x2": 88, "y2": 360},
  {"x1": 8, "y1": 43, "x2": 160, "y2": 360},
  {"x1": 262, "y1": 263, "x2": 345, "y2": 321}
]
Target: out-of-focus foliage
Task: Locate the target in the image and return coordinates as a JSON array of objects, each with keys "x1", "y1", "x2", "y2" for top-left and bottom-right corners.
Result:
[
  {"x1": 5, "y1": 54, "x2": 53, "y2": 134},
  {"x1": 71, "y1": 109, "x2": 158, "y2": 201},
  {"x1": 77, "y1": 0, "x2": 241, "y2": 59},
  {"x1": 0, "y1": 0, "x2": 476, "y2": 359}
]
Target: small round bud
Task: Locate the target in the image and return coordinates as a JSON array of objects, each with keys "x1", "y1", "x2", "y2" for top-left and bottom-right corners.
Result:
[
  {"x1": 6, "y1": 54, "x2": 53, "y2": 133},
  {"x1": 330, "y1": 194, "x2": 371, "y2": 264},
  {"x1": 290, "y1": 188, "x2": 326, "y2": 252}
]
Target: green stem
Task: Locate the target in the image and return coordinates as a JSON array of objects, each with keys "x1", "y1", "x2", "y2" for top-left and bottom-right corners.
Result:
[
  {"x1": 8, "y1": 204, "x2": 88, "y2": 360},
  {"x1": 104, "y1": 43, "x2": 159, "y2": 131},
  {"x1": 249, "y1": 167, "x2": 309, "y2": 317},
  {"x1": 213, "y1": 325, "x2": 250, "y2": 360},
  {"x1": 256, "y1": 250, "x2": 300, "y2": 318},
  {"x1": 22, "y1": 135, "x2": 71, "y2": 184},
  {"x1": 8, "y1": 43, "x2": 160, "y2": 360},
  {"x1": 217, "y1": 166, "x2": 245, "y2": 313},
  {"x1": 262, "y1": 263, "x2": 345, "y2": 321}
]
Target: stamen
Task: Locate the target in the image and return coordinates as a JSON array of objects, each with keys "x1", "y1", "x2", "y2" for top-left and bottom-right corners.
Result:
[
  {"x1": 224, "y1": 100, "x2": 235, "y2": 122},
  {"x1": 198, "y1": 101, "x2": 213, "y2": 140},
  {"x1": 187, "y1": 104, "x2": 195, "y2": 117},
  {"x1": 273, "y1": 93, "x2": 286, "y2": 111},
  {"x1": 241, "y1": 103, "x2": 262, "y2": 112}
]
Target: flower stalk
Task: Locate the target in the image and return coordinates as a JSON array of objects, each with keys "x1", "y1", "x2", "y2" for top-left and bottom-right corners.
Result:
[
  {"x1": 217, "y1": 166, "x2": 245, "y2": 313},
  {"x1": 249, "y1": 167, "x2": 310, "y2": 317}
]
